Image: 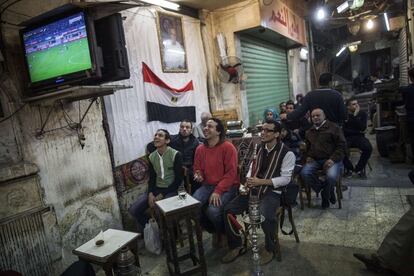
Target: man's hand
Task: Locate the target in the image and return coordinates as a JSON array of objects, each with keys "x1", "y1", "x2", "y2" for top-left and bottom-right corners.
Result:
[
  {"x1": 246, "y1": 177, "x2": 266, "y2": 188},
  {"x1": 293, "y1": 129, "x2": 300, "y2": 135},
  {"x1": 280, "y1": 113, "x2": 287, "y2": 120},
  {"x1": 155, "y1": 193, "x2": 164, "y2": 201},
  {"x1": 323, "y1": 159, "x2": 335, "y2": 171},
  {"x1": 354, "y1": 104, "x2": 360, "y2": 116},
  {"x1": 193, "y1": 170, "x2": 204, "y2": 182},
  {"x1": 148, "y1": 192, "x2": 156, "y2": 208},
  {"x1": 209, "y1": 192, "x2": 221, "y2": 207}
]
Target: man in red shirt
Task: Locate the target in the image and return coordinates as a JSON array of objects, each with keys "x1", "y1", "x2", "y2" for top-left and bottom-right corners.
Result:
[{"x1": 193, "y1": 118, "x2": 239, "y2": 243}]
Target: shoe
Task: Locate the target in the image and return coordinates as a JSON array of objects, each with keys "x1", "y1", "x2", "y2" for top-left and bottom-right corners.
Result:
[
  {"x1": 356, "y1": 170, "x2": 367, "y2": 179},
  {"x1": 341, "y1": 184, "x2": 348, "y2": 191},
  {"x1": 353, "y1": 253, "x2": 392, "y2": 273},
  {"x1": 259, "y1": 248, "x2": 274, "y2": 265},
  {"x1": 221, "y1": 246, "x2": 246, "y2": 263}
]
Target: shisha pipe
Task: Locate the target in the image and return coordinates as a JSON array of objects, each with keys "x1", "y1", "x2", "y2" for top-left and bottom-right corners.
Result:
[{"x1": 241, "y1": 143, "x2": 264, "y2": 276}]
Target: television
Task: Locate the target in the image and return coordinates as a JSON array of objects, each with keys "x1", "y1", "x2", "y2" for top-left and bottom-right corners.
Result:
[
  {"x1": 20, "y1": 9, "x2": 102, "y2": 94},
  {"x1": 20, "y1": 6, "x2": 129, "y2": 99}
]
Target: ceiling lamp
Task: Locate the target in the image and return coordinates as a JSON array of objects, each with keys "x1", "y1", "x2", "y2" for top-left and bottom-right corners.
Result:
[
  {"x1": 316, "y1": 7, "x2": 327, "y2": 21},
  {"x1": 139, "y1": 0, "x2": 180, "y2": 11},
  {"x1": 336, "y1": 46, "x2": 347, "y2": 57},
  {"x1": 366, "y1": 19, "x2": 374, "y2": 30},
  {"x1": 384, "y1": 13, "x2": 390, "y2": 31},
  {"x1": 337, "y1": 1, "x2": 349, "y2": 13}
]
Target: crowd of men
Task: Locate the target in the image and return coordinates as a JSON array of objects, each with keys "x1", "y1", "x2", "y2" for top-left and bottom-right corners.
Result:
[{"x1": 127, "y1": 72, "x2": 413, "y2": 275}]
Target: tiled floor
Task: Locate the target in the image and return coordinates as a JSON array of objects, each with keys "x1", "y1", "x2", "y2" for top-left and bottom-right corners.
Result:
[{"x1": 279, "y1": 186, "x2": 413, "y2": 250}]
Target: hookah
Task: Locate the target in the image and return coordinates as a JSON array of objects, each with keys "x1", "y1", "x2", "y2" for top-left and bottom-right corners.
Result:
[{"x1": 240, "y1": 143, "x2": 265, "y2": 276}]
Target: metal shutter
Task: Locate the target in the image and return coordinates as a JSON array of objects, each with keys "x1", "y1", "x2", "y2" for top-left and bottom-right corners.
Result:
[
  {"x1": 240, "y1": 35, "x2": 290, "y2": 126},
  {"x1": 399, "y1": 27, "x2": 408, "y2": 86}
]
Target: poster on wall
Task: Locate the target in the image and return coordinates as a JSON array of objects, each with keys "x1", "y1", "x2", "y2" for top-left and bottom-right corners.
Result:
[{"x1": 156, "y1": 12, "x2": 188, "y2": 73}]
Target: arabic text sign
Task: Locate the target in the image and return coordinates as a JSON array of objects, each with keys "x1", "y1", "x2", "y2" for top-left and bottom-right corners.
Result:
[{"x1": 260, "y1": 0, "x2": 307, "y2": 45}]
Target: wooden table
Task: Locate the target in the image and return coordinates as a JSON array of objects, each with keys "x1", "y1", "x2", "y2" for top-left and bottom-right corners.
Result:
[
  {"x1": 156, "y1": 195, "x2": 206, "y2": 276},
  {"x1": 72, "y1": 229, "x2": 141, "y2": 276}
]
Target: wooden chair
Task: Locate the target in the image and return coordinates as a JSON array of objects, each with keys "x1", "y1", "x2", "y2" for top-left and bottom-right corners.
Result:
[
  {"x1": 349, "y1": 147, "x2": 373, "y2": 174},
  {"x1": 298, "y1": 170, "x2": 343, "y2": 209},
  {"x1": 274, "y1": 204, "x2": 300, "y2": 261}
]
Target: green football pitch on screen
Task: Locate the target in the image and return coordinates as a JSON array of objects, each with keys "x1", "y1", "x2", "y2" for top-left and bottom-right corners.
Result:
[{"x1": 27, "y1": 38, "x2": 92, "y2": 83}]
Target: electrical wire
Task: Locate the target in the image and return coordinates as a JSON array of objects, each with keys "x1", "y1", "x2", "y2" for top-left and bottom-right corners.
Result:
[{"x1": 0, "y1": 102, "x2": 26, "y2": 123}]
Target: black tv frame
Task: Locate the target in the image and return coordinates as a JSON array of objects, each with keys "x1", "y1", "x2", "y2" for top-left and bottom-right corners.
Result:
[{"x1": 19, "y1": 7, "x2": 103, "y2": 97}]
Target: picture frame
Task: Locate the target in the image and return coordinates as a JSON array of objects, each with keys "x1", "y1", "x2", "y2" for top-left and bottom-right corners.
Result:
[{"x1": 156, "y1": 11, "x2": 188, "y2": 73}]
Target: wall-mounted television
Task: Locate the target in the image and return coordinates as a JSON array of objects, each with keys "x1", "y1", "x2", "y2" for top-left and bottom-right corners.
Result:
[{"x1": 20, "y1": 5, "x2": 130, "y2": 99}]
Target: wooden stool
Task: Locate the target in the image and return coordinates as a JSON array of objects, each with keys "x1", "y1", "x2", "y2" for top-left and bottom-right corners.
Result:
[
  {"x1": 156, "y1": 195, "x2": 207, "y2": 276},
  {"x1": 274, "y1": 205, "x2": 300, "y2": 261},
  {"x1": 298, "y1": 170, "x2": 343, "y2": 209}
]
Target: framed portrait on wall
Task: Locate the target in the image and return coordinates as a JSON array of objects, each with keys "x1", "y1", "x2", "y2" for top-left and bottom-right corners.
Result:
[{"x1": 156, "y1": 12, "x2": 188, "y2": 73}]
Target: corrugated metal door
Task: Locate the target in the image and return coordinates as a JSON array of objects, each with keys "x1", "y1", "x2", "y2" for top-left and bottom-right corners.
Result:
[
  {"x1": 399, "y1": 26, "x2": 408, "y2": 86},
  {"x1": 240, "y1": 35, "x2": 290, "y2": 126}
]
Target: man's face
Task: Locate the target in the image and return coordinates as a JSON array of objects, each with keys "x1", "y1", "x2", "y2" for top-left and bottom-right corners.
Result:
[
  {"x1": 201, "y1": 115, "x2": 211, "y2": 125},
  {"x1": 153, "y1": 130, "x2": 169, "y2": 148},
  {"x1": 311, "y1": 109, "x2": 325, "y2": 126},
  {"x1": 179, "y1": 122, "x2": 192, "y2": 137},
  {"x1": 348, "y1": 100, "x2": 358, "y2": 113},
  {"x1": 261, "y1": 123, "x2": 279, "y2": 143},
  {"x1": 203, "y1": 119, "x2": 220, "y2": 140},
  {"x1": 286, "y1": 104, "x2": 294, "y2": 114},
  {"x1": 280, "y1": 103, "x2": 286, "y2": 112}
]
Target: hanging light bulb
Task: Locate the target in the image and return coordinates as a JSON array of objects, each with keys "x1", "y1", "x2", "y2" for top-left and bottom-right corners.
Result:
[
  {"x1": 366, "y1": 19, "x2": 374, "y2": 30},
  {"x1": 316, "y1": 7, "x2": 326, "y2": 21}
]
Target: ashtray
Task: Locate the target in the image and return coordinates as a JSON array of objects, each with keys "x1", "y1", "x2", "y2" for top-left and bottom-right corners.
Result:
[{"x1": 95, "y1": 239, "x2": 104, "y2": 246}]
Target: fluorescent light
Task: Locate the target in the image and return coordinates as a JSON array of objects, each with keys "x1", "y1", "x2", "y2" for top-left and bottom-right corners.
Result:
[
  {"x1": 337, "y1": 1, "x2": 349, "y2": 13},
  {"x1": 366, "y1": 19, "x2": 374, "y2": 30},
  {"x1": 384, "y1": 13, "x2": 390, "y2": 31},
  {"x1": 336, "y1": 46, "x2": 346, "y2": 57},
  {"x1": 140, "y1": 0, "x2": 180, "y2": 10},
  {"x1": 316, "y1": 8, "x2": 326, "y2": 21}
]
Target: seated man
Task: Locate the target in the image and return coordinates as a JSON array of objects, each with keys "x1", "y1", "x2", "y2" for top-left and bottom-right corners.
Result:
[
  {"x1": 343, "y1": 98, "x2": 372, "y2": 178},
  {"x1": 222, "y1": 119, "x2": 295, "y2": 265},
  {"x1": 193, "y1": 118, "x2": 239, "y2": 244},
  {"x1": 129, "y1": 129, "x2": 183, "y2": 233},
  {"x1": 284, "y1": 100, "x2": 311, "y2": 139},
  {"x1": 169, "y1": 119, "x2": 200, "y2": 192},
  {"x1": 301, "y1": 108, "x2": 346, "y2": 209}
]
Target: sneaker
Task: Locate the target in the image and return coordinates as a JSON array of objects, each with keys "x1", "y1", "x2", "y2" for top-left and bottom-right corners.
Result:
[
  {"x1": 343, "y1": 170, "x2": 353, "y2": 178},
  {"x1": 356, "y1": 170, "x2": 367, "y2": 179},
  {"x1": 221, "y1": 246, "x2": 246, "y2": 263},
  {"x1": 259, "y1": 248, "x2": 274, "y2": 265}
]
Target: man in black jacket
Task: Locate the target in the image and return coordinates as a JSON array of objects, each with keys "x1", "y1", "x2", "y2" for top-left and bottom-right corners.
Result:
[
  {"x1": 343, "y1": 98, "x2": 372, "y2": 178},
  {"x1": 400, "y1": 67, "x2": 414, "y2": 162},
  {"x1": 169, "y1": 120, "x2": 200, "y2": 192},
  {"x1": 280, "y1": 73, "x2": 347, "y2": 126}
]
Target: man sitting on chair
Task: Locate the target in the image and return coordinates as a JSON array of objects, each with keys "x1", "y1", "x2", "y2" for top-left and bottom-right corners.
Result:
[
  {"x1": 221, "y1": 119, "x2": 295, "y2": 265},
  {"x1": 129, "y1": 129, "x2": 183, "y2": 233},
  {"x1": 301, "y1": 108, "x2": 346, "y2": 209},
  {"x1": 169, "y1": 119, "x2": 200, "y2": 193},
  {"x1": 343, "y1": 98, "x2": 372, "y2": 179}
]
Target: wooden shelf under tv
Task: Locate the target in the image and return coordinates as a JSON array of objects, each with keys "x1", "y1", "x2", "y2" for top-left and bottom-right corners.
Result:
[{"x1": 23, "y1": 84, "x2": 132, "y2": 106}]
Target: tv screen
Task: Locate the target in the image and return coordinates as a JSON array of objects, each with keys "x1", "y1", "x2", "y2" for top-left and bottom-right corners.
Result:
[{"x1": 21, "y1": 11, "x2": 98, "y2": 91}]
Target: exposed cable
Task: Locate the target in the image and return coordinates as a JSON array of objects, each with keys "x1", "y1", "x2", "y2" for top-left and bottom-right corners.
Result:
[{"x1": 0, "y1": 102, "x2": 26, "y2": 123}]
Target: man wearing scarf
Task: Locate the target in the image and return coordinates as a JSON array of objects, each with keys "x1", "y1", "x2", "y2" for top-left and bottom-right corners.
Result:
[{"x1": 221, "y1": 119, "x2": 295, "y2": 265}]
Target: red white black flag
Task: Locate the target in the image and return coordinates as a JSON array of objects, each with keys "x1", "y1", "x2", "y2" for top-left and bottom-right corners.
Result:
[{"x1": 142, "y1": 62, "x2": 196, "y2": 123}]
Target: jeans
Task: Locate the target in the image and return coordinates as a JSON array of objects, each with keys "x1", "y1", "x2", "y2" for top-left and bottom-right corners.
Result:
[
  {"x1": 301, "y1": 159, "x2": 342, "y2": 203},
  {"x1": 343, "y1": 136, "x2": 373, "y2": 172},
  {"x1": 193, "y1": 184, "x2": 237, "y2": 234},
  {"x1": 128, "y1": 192, "x2": 176, "y2": 232},
  {"x1": 224, "y1": 190, "x2": 281, "y2": 252}
]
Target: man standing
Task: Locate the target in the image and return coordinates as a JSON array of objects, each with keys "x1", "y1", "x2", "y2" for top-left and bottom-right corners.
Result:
[
  {"x1": 284, "y1": 100, "x2": 311, "y2": 139},
  {"x1": 301, "y1": 108, "x2": 346, "y2": 208},
  {"x1": 129, "y1": 129, "x2": 183, "y2": 232},
  {"x1": 280, "y1": 73, "x2": 346, "y2": 126},
  {"x1": 221, "y1": 119, "x2": 295, "y2": 265},
  {"x1": 343, "y1": 98, "x2": 372, "y2": 178},
  {"x1": 193, "y1": 112, "x2": 212, "y2": 140},
  {"x1": 169, "y1": 120, "x2": 200, "y2": 192},
  {"x1": 193, "y1": 118, "x2": 239, "y2": 242}
]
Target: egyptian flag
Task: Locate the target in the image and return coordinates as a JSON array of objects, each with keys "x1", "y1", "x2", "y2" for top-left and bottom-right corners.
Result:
[{"x1": 142, "y1": 62, "x2": 196, "y2": 123}]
